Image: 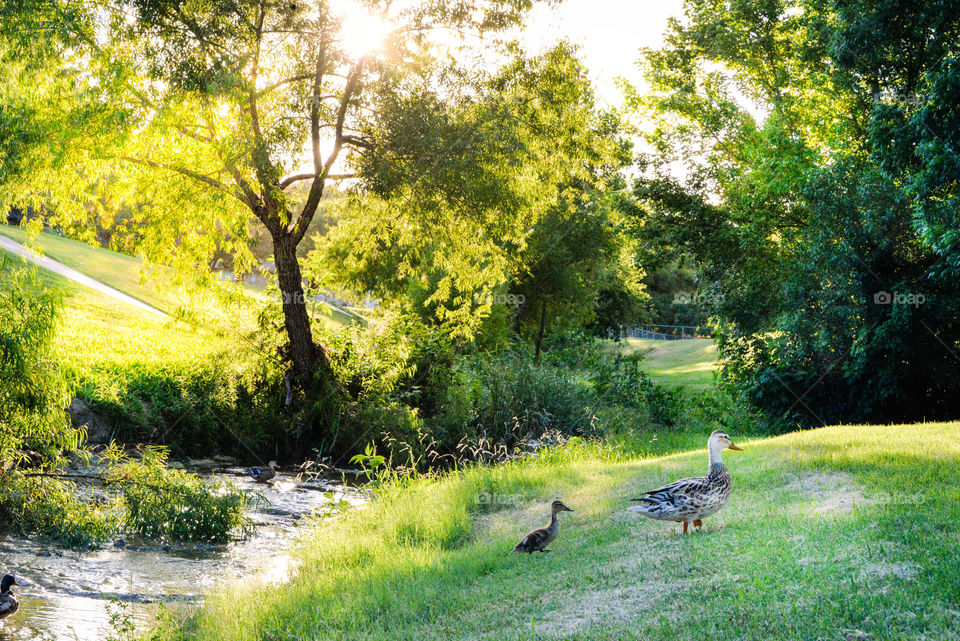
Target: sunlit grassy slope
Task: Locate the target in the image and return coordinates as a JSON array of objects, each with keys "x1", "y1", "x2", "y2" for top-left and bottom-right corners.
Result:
[
  {"x1": 0, "y1": 224, "x2": 173, "y2": 312},
  {"x1": 615, "y1": 337, "x2": 718, "y2": 391},
  {"x1": 0, "y1": 224, "x2": 356, "y2": 326},
  {"x1": 0, "y1": 248, "x2": 233, "y2": 375},
  {"x1": 159, "y1": 422, "x2": 960, "y2": 641}
]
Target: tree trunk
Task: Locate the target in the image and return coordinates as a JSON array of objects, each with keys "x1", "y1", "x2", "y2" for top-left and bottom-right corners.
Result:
[
  {"x1": 271, "y1": 233, "x2": 342, "y2": 458},
  {"x1": 273, "y1": 235, "x2": 317, "y2": 380},
  {"x1": 534, "y1": 299, "x2": 548, "y2": 363}
]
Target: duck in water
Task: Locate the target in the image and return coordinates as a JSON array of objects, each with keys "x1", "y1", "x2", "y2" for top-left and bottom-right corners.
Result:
[
  {"x1": 0, "y1": 574, "x2": 20, "y2": 620},
  {"x1": 246, "y1": 460, "x2": 278, "y2": 483}
]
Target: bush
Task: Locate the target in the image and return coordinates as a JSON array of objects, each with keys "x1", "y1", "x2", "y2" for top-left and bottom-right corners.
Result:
[
  {"x1": 0, "y1": 446, "x2": 251, "y2": 547},
  {"x1": 73, "y1": 358, "x2": 280, "y2": 459},
  {"x1": 464, "y1": 351, "x2": 599, "y2": 440},
  {"x1": 589, "y1": 351, "x2": 682, "y2": 426},
  {"x1": 674, "y1": 387, "x2": 763, "y2": 435},
  {"x1": 715, "y1": 160, "x2": 960, "y2": 429},
  {"x1": 0, "y1": 258, "x2": 81, "y2": 466},
  {"x1": 106, "y1": 446, "x2": 250, "y2": 542},
  {"x1": 317, "y1": 318, "x2": 706, "y2": 469},
  {"x1": 315, "y1": 317, "x2": 605, "y2": 467},
  {"x1": 0, "y1": 474, "x2": 118, "y2": 547}
]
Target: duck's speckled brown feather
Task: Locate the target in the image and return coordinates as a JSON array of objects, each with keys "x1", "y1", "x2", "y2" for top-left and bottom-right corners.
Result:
[
  {"x1": 630, "y1": 462, "x2": 732, "y2": 523},
  {"x1": 512, "y1": 520, "x2": 558, "y2": 553}
]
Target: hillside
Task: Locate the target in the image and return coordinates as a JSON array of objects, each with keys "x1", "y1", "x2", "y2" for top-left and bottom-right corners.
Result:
[
  {"x1": 0, "y1": 226, "x2": 352, "y2": 455},
  {"x1": 0, "y1": 224, "x2": 174, "y2": 312},
  {"x1": 615, "y1": 338, "x2": 718, "y2": 391},
  {"x1": 0, "y1": 224, "x2": 359, "y2": 325},
  {"x1": 170, "y1": 422, "x2": 960, "y2": 641}
]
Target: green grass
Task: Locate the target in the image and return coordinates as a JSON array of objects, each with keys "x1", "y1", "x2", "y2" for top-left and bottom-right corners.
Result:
[
  {"x1": 614, "y1": 338, "x2": 718, "y2": 391},
  {"x1": 0, "y1": 224, "x2": 174, "y2": 312},
  {"x1": 0, "y1": 249, "x2": 237, "y2": 403},
  {"x1": 1, "y1": 249, "x2": 251, "y2": 448},
  {"x1": 0, "y1": 247, "x2": 233, "y2": 368},
  {"x1": 154, "y1": 421, "x2": 960, "y2": 641},
  {"x1": 0, "y1": 224, "x2": 359, "y2": 325},
  {"x1": 0, "y1": 225, "x2": 354, "y2": 400},
  {"x1": 0, "y1": 245, "x2": 354, "y2": 456}
]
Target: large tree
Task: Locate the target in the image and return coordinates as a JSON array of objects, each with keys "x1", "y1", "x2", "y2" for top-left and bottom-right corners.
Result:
[
  {"x1": 313, "y1": 43, "x2": 643, "y2": 351},
  {"x1": 1, "y1": 0, "x2": 555, "y2": 397},
  {"x1": 627, "y1": 0, "x2": 960, "y2": 427}
]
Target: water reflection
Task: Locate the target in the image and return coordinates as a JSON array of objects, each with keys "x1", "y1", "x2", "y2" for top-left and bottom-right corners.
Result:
[{"x1": 0, "y1": 471, "x2": 365, "y2": 641}]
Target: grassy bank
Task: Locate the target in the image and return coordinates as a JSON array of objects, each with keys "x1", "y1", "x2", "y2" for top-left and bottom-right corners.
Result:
[
  {"x1": 155, "y1": 422, "x2": 960, "y2": 641},
  {"x1": 0, "y1": 224, "x2": 358, "y2": 325},
  {"x1": 0, "y1": 232, "x2": 355, "y2": 456},
  {"x1": 0, "y1": 250, "x2": 252, "y2": 451},
  {"x1": 614, "y1": 338, "x2": 718, "y2": 391},
  {"x1": 0, "y1": 224, "x2": 173, "y2": 312}
]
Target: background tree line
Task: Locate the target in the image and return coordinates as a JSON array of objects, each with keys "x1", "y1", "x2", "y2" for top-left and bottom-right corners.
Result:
[{"x1": 630, "y1": 0, "x2": 960, "y2": 427}]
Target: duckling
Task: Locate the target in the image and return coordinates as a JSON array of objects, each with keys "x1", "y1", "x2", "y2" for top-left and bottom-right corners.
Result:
[
  {"x1": 511, "y1": 500, "x2": 574, "y2": 553},
  {"x1": 246, "y1": 460, "x2": 278, "y2": 483},
  {"x1": 0, "y1": 574, "x2": 20, "y2": 620},
  {"x1": 628, "y1": 430, "x2": 742, "y2": 534}
]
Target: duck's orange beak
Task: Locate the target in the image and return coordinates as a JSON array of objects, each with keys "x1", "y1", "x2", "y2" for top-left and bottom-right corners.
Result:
[{"x1": 728, "y1": 443, "x2": 743, "y2": 451}]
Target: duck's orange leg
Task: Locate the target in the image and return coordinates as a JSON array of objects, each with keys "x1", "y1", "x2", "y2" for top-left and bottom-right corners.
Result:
[
  {"x1": 682, "y1": 521, "x2": 689, "y2": 535},
  {"x1": 693, "y1": 519, "x2": 703, "y2": 528}
]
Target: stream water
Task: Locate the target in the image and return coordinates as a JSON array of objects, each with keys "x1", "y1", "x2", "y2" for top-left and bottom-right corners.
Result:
[{"x1": 0, "y1": 467, "x2": 367, "y2": 641}]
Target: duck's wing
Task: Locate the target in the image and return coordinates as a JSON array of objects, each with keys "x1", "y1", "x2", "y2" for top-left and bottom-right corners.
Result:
[
  {"x1": 632, "y1": 476, "x2": 710, "y2": 503},
  {"x1": 247, "y1": 467, "x2": 275, "y2": 482},
  {"x1": 0, "y1": 596, "x2": 19, "y2": 618},
  {"x1": 628, "y1": 476, "x2": 710, "y2": 519},
  {"x1": 511, "y1": 526, "x2": 550, "y2": 553}
]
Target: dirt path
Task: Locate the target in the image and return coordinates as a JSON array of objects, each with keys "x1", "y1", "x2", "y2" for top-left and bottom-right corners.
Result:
[{"x1": 0, "y1": 235, "x2": 168, "y2": 318}]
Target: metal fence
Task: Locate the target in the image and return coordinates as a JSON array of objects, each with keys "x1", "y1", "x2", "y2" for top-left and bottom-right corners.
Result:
[{"x1": 620, "y1": 324, "x2": 715, "y2": 340}]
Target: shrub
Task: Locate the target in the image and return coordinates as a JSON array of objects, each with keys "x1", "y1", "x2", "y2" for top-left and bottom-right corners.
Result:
[
  {"x1": 0, "y1": 258, "x2": 81, "y2": 466},
  {"x1": 0, "y1": 446, "x2": 251, "y2": 547},
  {"x1": 0, "y1": 474, "x2": 118, "y2": 547},
  {"x1": 589, "y1": 351, "x2": 682, "y2": 426},
  {"x1": 105, "y1": 446, "x2": 250, "y2": 542},
  {"x1": 67, "y1": 352, "x2": 288, "y2": 460},
  {"x1": 674, "y1": 387, "x2": 763, "y2": 435},
  {"x1": 458, "y1": 351, "x2": 600, "y2": 445}
]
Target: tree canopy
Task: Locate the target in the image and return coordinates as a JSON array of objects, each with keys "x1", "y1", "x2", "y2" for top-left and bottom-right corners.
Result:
[
  {"x1": 628, "y1": 0, "x2": 960, "y2": 427},
  {"x1": 0, "y1": 0, "x2": 572, "y2": 399}
]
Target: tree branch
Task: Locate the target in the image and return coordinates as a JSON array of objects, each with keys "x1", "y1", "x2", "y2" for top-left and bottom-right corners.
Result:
[
  {"x1": 311, "y1": 36, "x2": 328, "y2": 173},
  {"x1": 248, "y1": 1, "x2": 267, "y2": 147},
  {"x1": 279, "y1": 173, "x2": 356, "y2": 189},
  {"x1": 293, "y1": 62, "x2": 363, "y2": 243},
  {"x1": 341, "y1": 135, "x2": 372, "y2": 149},
  {"x1": 198, "y1": 100, "x2": 263, "y2": 214},
  {"x1": 256, "y1": 73, "x2": 350, "y2": 97},
  {"x1": 120, "y1": 156, "x2": 243, "y2": 200}
]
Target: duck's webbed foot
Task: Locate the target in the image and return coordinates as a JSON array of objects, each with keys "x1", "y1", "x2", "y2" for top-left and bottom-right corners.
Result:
[{"x1": 693, "y1": 519, "x2": 703, "y2": 528}]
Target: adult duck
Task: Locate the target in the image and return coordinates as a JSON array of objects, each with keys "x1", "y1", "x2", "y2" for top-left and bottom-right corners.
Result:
[
  {"x1": 246, "y1": 460, "x2": 278, "y2": 483},
  {"x1": 628, "y1": 430, "x2": 742, "y2": 534},
  {"x1": 0, "y1": 574, "x2": 20, "y2": 620}
]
